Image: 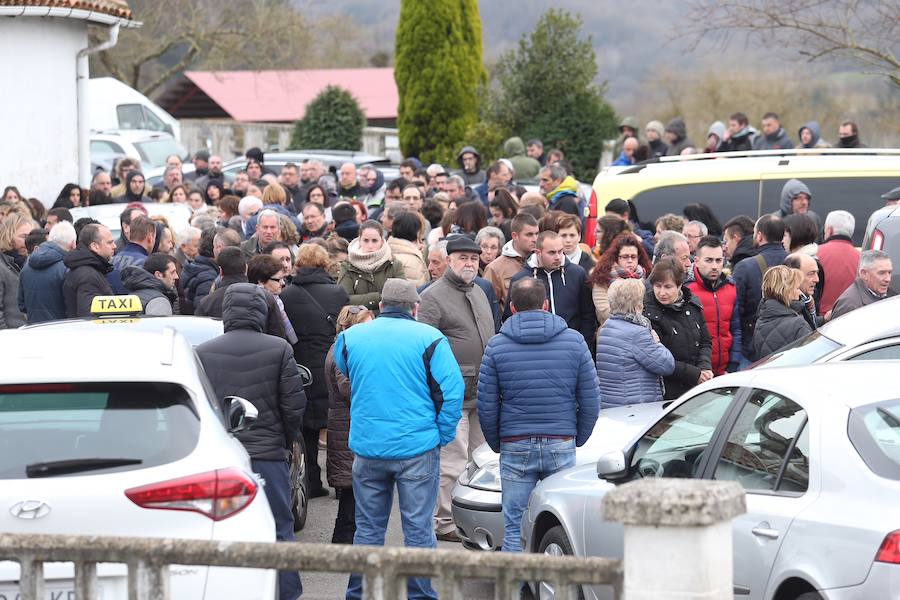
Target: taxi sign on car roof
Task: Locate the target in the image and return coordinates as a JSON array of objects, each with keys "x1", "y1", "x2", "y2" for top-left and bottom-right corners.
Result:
[{"x1": 90, "y1": 295, "x2": 143, "y2": 316}]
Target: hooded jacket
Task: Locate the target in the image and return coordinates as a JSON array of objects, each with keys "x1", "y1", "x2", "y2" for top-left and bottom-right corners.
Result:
[
  {"x1": 0, "y1": 253, "x2": 25, "y2": 329},
  {"x1": 62, "y1": 245, "x2": 114, "y2": 318},
  {"x1": 120, "y1": 266, "x2": 175, "y2": 315},
  {"x1": 114, "y1": 171, "x2": 151, "y2": 204},
  {"x1": 798, "y1": 121, "x2": 830, "y2": 148},
  {"x1": 732, "y1": 242, "x2": 788, "y2": 359},
  {"x1": 195, "y1": 273, "x2": 246, "y2": 318},
  {"x1": 503, "y1": 137, "x2": 541, "y2": 179},
  {"x1": 477, "y1": 310, "x2": 600, "y2": 452},
  {"x1": 645, "y1": 120, "x2": 668, "y2": 159},
  {"x1": 196, "y1": 284, "x2": 307, "y2": 460},
  {"x1": 753, "y1": 298, "x2": 812, "y2": 360},
  {"x1": 686, "y1": 265, "x2": 742, "y2": 375},
  {"x1": 17, "y1": 241, "x2": 68, "y2": 323},
  {"x1": 504, "y1": 255, "x2": 597, "y2": 347},
  {"x1": 706, "y1": 121, "x2": 726, "y2": 153},
  {"x1": 280, "y1": 267, "x2": 350, "y2": 430},
  {"x1": 387, "y1": 237, "x2": 428, "y2": 287},
  {"x1": 596, "y1": 314, "x2": 674, "y2": 407},
  {"x1": 181, "y1": 255, "x2": 218, "y2": 306},
  {"x1": 721, "y1": 126, "x2": 755, "y2": 152},
  {"x1": 779, "y1": 178, "x2": 822, "y2": 231},
  {"x1": 334, "y1": 309, "x2": 464, "y2": 460},
  {"x1": 419, "y1": 267, "x2": 495, "y2": 406},
  {"x1": 664, "y1": 118, "x2": 696, "y2": 156},
  {"x1": 614, "y1": 116, "x2": 646, "y2": 157},
  {"x1": 643, "y1": 286, "x2": 712, "y2": 400},
  {"x1": 546, "y1": 176, "x2": 581, "y2": 215},
  {"x1": 455, "y1": 145, "x2": 485, "y2": 186},
  {"x1": 483, "y1": 240, "x2": 527, "y2": 311},
  {"x1": 752, "y1": 127, "x2": 795, "y2": 151}
]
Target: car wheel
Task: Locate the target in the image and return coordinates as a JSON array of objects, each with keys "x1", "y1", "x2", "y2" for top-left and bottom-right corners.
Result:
[
  {"x1": 290, "y1": 439, "x2": 308, "y2": 531},
  {"x1": 536, "y1": 525, "x2": 585, "y2": 600}
]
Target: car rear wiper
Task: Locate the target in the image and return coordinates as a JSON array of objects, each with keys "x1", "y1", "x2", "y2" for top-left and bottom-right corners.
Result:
[
  {"x1": 25, "y1": 458, "x2": 143, "y2": 478},
  {"x1": 877, "y1": 407, "x2": 900, "y2": 428}
]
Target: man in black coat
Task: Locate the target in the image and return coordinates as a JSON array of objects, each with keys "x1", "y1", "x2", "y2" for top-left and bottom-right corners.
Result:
[
  {"x1": 195, "y1": 247, "x2": 247, "y2": 318},
  {"x1": 62, "y1": 223, "x2": 116, "y2": 317},
  {"x1": 196, "y1": 283, "x2": 307, "y2": 600},
  {"x1": 280, "y1": 249, "x2": 350, "y2": 498}
]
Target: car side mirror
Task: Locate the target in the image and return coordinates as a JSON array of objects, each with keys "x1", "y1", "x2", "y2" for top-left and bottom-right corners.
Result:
[
  {"x1": 297, "y1": 364, "x2": 313, "y2": 388},
  {"x1": 596, "y1": 450, "x2": 629, "y2": 481},
  {"x1": 223, "y1": 396, "x2": 258, "y2": 433}
]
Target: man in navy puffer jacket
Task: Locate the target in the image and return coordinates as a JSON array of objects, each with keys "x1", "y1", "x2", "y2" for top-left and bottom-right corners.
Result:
[
  {"x1": 18, "y1": 222, "x2": 76, "y2": 323},
  {"x1": 477, "y1": 277, "x2": 599, "y2": 552}
]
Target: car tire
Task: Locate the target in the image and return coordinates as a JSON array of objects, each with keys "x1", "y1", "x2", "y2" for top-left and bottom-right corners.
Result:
[
  {"x1": 290, "y1": 439, "x2": 308, "y2": 531},
  {"x1": 536, "y1": 525, "x2": 585, "y2": 600},
  {"x1": 795, "y1": 593, "x2": 824, "y2": 600}
]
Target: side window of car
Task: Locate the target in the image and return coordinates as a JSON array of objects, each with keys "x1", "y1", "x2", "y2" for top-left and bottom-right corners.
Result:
[
  {"x1": 713, "y1": 389, "x2": 808, "y2": 493},
  {"x1": 631, "y1": 181, "x2": 760, "y2": 232},
  {"x1": 847, "y1": 344, "x2": 900, "y2": 361},
  {"x1": 631, "y1": 387, "x2": 737, "y2": 480}
]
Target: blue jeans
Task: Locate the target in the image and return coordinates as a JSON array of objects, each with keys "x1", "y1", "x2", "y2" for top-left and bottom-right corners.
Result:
[
  {"x1": 252, "y1": 459, "x2": 303, "y2": 600},
  {"x1": 346, "y1": 446, "x2": 440, "y2": 600},
  {"x1": 500, "y1": 437, "x2": 576, "y2": 553}
]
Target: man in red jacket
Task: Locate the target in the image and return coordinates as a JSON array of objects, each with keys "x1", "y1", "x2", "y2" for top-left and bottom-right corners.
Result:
[
  {"x1": 818, "y1": 210, "x2": 860, "y2": 316},
  {"x1": 687, "y1": 236, "x2": 742, "y2": 374}
]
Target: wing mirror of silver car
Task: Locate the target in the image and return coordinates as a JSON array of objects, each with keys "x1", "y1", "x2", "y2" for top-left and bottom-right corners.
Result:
[
  {"x1": 224, "y1": 396, "x2": 259, "y2": 433},
  {"x1": 596, "y1": 450, "x2": 629, "y2": 480},
  {"x1": 296, "y1": 364, "x2": 313, "y2": 388}
]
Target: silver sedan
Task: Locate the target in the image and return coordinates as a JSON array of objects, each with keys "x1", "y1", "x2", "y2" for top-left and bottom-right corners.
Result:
[{"x1": 522, "y1": 362, "x2": 900, "y2": 600}]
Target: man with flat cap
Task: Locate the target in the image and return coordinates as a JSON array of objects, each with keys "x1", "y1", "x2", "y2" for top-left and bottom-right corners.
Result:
[
  {"x1": 419, "y1": 235, "x2": 496, "y2": 542},
  {"x1": 334, "y1": 278, "x2": 463, "y2": 600},
  {"x1": 882, "y1": 186, "x2": 900, "y2": 207}
]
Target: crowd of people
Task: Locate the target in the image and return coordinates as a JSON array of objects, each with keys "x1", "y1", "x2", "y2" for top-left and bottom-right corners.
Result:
[{"x1": 0, "y1": 128, "x2": 897, "y2": 598}]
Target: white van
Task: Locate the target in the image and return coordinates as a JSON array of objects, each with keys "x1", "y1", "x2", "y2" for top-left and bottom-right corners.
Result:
[{"x1": 88, "y1": 77, "x2": 181, "y2": 141}]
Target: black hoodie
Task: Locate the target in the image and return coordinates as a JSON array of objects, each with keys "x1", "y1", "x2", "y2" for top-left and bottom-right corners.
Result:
[
  {"x1": 115, "y1": 171, "x2": 151, "y2": 204},
  {"x1": 121, "y1": 266, "x2": 175, "y2": 315},
  {"x1": 62, "y1": 246, "x2": 114, "y2": 317}
]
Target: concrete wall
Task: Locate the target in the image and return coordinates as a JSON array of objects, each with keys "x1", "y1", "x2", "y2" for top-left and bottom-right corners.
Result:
[
  {"x1": 0, "y1": 18, "x2": 86, "y2": 206},
  {"x1": 179, "y1": 119, "x2": 401, "y2": 162}
]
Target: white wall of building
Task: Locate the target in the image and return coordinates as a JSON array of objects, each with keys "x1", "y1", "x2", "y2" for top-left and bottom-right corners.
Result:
[{"x1": 0, "y1": 18, "x2": 86, "y2": 206}]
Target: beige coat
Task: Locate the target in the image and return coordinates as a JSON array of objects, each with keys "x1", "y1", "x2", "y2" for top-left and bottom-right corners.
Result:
[
  {"x1": 388, "y1": 237, "x2": 428, "y2": 287},
  {"x1": 592, "y1": 283, "x2": 610, "y2": 326},
  {"x1": 483, "y1": 251, "x2": 525, "y2": 310}
]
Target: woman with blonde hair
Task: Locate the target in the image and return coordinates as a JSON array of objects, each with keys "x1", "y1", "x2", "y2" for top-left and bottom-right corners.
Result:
[
  {"x1": 753, "y1": 266, "x2": 811, "y2": 360},
  {"x1": 325, "y1": 304, "x2": 373, "y2": 543},
  {"x1": 0, "y1": 213, "x2": 34, "y2": 328}
]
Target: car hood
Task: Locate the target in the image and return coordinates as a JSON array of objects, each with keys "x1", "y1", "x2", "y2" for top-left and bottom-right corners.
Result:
[{"x1": 471, "y1": 401, "x2": 665, "y2": 467}]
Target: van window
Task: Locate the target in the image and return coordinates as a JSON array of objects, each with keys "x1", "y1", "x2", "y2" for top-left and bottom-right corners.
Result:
[
  {"x1": 91, "y1": 140, "x2": 124, "y2": 155},
  {"x1": 134, "y1": 138, "x2": 187, "y2": 169},
  {"x1": 631, "y1": 181, "x2": 760, "y2": 231},
  {"x1": 760, "y1": 177, "x2": 900, "y2": 245},
  {"x1": 116, "y1": 104, "x2": 146, "y2": 130}
]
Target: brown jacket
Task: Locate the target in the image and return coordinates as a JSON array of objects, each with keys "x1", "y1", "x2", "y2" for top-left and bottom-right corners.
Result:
[
  {"x1": 325, "y1": 345, "x2": 353, "y2": 489},
  {"x1": 830, "y1": 277, "x2": 897, "y2": 320},
  {"x1": 482, "y1": 243, "x2": 526, "y2": 311}
]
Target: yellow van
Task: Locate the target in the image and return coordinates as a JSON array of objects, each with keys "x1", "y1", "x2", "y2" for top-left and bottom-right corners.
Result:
[{"x1": 589, "y1": 149, "x2": 900, "y2": 245}]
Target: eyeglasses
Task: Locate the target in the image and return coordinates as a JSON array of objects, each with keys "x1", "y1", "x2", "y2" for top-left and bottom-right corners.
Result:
[
  {"x1": 618, "y1": 253, "x2": 639, "y2": 261},
  {"x1": 268, "y1": 277, "x2": 285, "y2": 286},
  {"x1": 347, "y1": 306, "x2": 368, "y2": 314}
]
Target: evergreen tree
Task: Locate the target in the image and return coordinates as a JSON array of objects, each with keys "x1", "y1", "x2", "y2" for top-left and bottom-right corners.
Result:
[
  {"x1": 291, "y1": 85, "x2": 365, "y2": 150},
  {"x1": 395, "y1": 0, "x2": 486, "y2": 164},
  {"x1": 493, "y1": 10, "x2": 617, "y2": 181}
]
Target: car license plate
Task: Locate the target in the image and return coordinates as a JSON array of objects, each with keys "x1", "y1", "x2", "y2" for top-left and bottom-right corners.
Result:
[{"x1": 0, "y1": 583, "x2": 75, "y2": 600}]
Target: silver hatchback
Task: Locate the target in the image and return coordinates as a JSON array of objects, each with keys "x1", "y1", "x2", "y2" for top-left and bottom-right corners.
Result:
[{"x1": 522, "y1": 362, "x2": 900, "y2": 600}]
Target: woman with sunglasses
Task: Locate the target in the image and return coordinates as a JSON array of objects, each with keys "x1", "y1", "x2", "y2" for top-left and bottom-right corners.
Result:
[
  {"x1": 324, "y1": 304, "x2": 373, "y2": 543},
  {"x1": 246, "y1": 253, "x2": 291, "y2": 340},
  {"x1": 281, "y1": 244, "x2": 350, "y2": 501}
]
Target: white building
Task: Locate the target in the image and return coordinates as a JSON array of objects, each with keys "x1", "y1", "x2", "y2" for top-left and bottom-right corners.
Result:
[{"x1": 0, "y1": 1, "x2": 136, "y2": 206}]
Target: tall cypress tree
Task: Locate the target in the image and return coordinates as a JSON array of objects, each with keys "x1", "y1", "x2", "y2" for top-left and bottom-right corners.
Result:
[{"x1": 395, "y1": 0, "x2": 485, "y2": 163}]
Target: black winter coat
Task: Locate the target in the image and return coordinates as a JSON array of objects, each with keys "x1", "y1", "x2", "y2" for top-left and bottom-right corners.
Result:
[
  {"x1": 62, "y1": 246, "x2": 114, "y2": 318},
  {"x1": 195, "y1": 274, "x2": 247, "y2": 318},
  {"x1": 182, "y1": 256, "x2": 218, "y2": 306},
  {"x1": 644, "y1": 287, "x2": 713, "y2": 400},
  {"x1": 325, "y1": 345, "x2": 352, "y2": 489},
  {"x1": 753, "y1": 298, "x2": 812, "y2": 360},
  {"x1": 281, "y1": 268, "x2": 350, "y2": 429},
  {"x1": 196, "y1": 283, "x2": 307, "y2": 460}
]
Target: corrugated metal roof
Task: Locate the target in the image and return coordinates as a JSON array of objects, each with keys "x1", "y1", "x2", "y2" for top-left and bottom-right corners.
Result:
[
  {"x1": 180, "y1": 69, "x2": 398, "y2": 122},
  {"x1": 0, "y1": 0, "x2": 132, "y2": 19}
]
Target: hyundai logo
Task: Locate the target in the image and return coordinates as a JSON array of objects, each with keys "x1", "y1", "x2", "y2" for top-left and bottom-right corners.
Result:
[{"x1": 10, "y1": 500, "x2": 51, "y2": 520}]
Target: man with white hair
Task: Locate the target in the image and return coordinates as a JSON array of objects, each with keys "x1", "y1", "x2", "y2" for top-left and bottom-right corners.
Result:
[
  {"x1": 654, "y1": 230, "x2": 693, "y2": 281},
  {"x1": 18, "y1": 221, "x2": 76, "y2": 323},
  {"x1": 818, "y1": 210, "x2": 860, "y2": 315},
  {"x1": 683, "y1": 220, "x2": 708, "y2": 254},
  {"x1": 238, "y1": 195, "x2": 263, "y2": 239},
  {"x1": 176, "y1": 226, "x2": 201, "y2": 267},
  {"x1": 830, "y1": 250, "x2": 895, "y2": 320},
  {"x1": 241, "y1": 209, "x2": 281, "y2": 258}
]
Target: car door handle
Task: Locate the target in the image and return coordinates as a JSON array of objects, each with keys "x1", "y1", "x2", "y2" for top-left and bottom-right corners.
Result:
[{"x1": 751, "y1": 526, "x2": 780, "y2": 540}]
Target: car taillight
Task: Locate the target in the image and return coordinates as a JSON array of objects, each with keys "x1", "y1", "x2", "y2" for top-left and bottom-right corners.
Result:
[
  {"x1": 125, "y1": 468, "x2": 257, "y2": 521},
  {"x1": 585, "y1": 189, "x2": 598, "y2": 248},
  {"x1": 875, "y1": 530, "x2": 900, "y2": 564},
  {"x1": 872, "y1": 230, "x2": 884, "y2": 251}
]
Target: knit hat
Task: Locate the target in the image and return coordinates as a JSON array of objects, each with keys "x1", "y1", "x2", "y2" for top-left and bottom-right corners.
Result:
[
  {"x1": 645, "y1": 120, "x2": 665, "y2": 137},
  {"x1": 381, "y1": 278, "x2": 420, "y2": 305}
]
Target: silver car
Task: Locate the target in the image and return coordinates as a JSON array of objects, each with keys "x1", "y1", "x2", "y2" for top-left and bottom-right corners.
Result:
[
  {"x1": 522, "y1": 362, "x2": 900, "y2": 600},
  {"x1": 451, "y1": 401, "x2": 666, "y2": 551}
]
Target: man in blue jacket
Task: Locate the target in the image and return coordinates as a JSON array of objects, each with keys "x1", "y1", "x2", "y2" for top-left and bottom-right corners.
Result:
[
  {"x1": 18, "y1": 221, "x2": 76, "y2": 323},
  {"x1": 478, "y1": 277, "x2": 600, "y2": 552},
  {"x1": 334, "y1": 278, "x2": 463, "y2": 600}
]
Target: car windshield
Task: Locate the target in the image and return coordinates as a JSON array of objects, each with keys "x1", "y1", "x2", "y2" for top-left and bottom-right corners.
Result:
[
  {"x1": 134, "y1": 138, "x2": 186, "y2": 169},
  {"x1": 750, "y1": 330, "x2": 842, "y2": 369},
  {"x1": 848, "y1": 399, "x2": 900, "y2": 480},
  {"x1": 0, "y1": 382, "x2": 199, "y2": 479}
]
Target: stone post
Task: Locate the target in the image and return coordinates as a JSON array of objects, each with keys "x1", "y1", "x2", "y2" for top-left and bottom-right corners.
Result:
[{"x1": 602, "y1": 478, "x2": 745, "y2": 600}]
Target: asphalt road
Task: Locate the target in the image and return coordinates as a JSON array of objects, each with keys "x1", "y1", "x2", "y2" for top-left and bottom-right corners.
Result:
[{"x1": 295, "y1": 453, "x2": 494, "y2": 599}]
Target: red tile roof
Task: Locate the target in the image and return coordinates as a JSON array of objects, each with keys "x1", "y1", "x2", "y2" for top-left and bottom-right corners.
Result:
[
  {"x1": 0, "y1": 0, "x2": 132, "y2": 19},
  {"x1": 181, "y1": 69, "x2": 398, "y2": 122}
]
